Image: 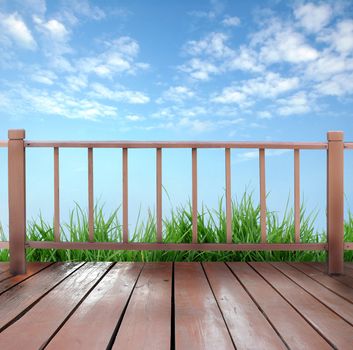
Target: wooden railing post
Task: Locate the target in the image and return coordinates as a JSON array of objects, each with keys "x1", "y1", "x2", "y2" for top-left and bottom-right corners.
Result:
[
  {"x1": 327, "y1": 131, "x2": 344, "y2": 275},
  {"x1": 8, "y1": 129, "x2": 26, "y2": 274}
]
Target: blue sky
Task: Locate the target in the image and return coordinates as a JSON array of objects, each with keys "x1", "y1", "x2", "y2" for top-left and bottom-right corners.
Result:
[{"x1": 0, "y1": 0, "x2": 353, "y2": 235}]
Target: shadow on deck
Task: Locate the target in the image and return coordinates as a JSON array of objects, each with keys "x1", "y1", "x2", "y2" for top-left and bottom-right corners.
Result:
[{"x1": 0, "y1": 261, "x2": 353, "y2": 349}]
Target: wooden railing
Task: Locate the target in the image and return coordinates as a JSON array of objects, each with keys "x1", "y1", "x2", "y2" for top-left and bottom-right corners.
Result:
[{"x1": 0, "y1": 130, "x2": 351, "y2": 275}]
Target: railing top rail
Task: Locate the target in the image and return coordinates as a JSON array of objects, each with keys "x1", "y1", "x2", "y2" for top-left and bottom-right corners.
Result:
[
  {"x1": 345, "y1": 143, "x2": 353, "y2": 149},
  {"x1": 0, "y1": 141, "x2": 7, "y2": 147},
  {"x1": 24, "y1": 141, "x2": 328, "y2": 149}
]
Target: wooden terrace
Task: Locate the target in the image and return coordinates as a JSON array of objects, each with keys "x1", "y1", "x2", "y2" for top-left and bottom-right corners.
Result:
[
  {"x1": 0, "y1": 130, "x2": 353, "y2": 348},
  {"x1": 0, "y1": 261, "x2": 353, "y2": 349}
]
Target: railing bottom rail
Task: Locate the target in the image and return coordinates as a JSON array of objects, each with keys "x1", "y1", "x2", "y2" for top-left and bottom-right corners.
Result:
[{"x1": 26, "y1": 241, "x2": 327, "y2": 251}]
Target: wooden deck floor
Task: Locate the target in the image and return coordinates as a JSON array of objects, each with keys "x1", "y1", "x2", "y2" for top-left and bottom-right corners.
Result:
[{"x1": 0, "y1": 262, "x2": 352, "y2": 349}]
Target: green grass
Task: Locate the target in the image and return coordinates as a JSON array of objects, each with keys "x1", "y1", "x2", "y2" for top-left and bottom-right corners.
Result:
[{"x1": 1, "y1": 192, "x2": 352, "y2": 262}]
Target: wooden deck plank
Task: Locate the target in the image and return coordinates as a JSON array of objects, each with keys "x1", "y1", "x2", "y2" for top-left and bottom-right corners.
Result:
[
  {"x1": 0, "y1": 262, "x2": 84, "y2": 331},
  {"x1": 344, "y1": 262, "x2": 353, "y2": 270},
  {"x1": 250, "y1": 262, "x2": 353, "y2": 348},
  {"x1": 307, "y1": 262, "x2": 353, "y2": 289},
  {"x1": 227, "y1": 262, "x2": 331, "y2": 349},
  {"x1": 272, "y1": 262, "x2": 353, "y2": 324},
  {"x1": 288, "y1": 262, "x2": 353, "y2": 303},
  {"x1": 47, "y1": 262, "x2": 143, "y2": 350},
  {"x1": 1, "y1": 261, "x2": 352, "y2": 349},
  {"x1": 202, "y1": 262, "x2": 286, "y2": 350},
  {"x1": 174, "y1": 262, "x2": 235, "y2": 350},
  {"x1": 0, "y1": 262, "x2": 52, "y2": 292},
  {"x1": 0, "y1": 262, "x2": 112, "y2": 349},
  {"x1": 0, "y1": 262, "x2": 9, "y2": 274},
  {"x1": 342, "y1": 265, "x2": 353, "y2": 277},
  {"x1": 112, "y1": 262, "x2": 172, "y2": 350}
]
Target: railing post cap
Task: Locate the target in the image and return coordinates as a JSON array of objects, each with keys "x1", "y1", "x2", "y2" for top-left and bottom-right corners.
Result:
[
  {"x1": 327, "y1": 131, "x2": 343, "y2": 141},
  {"x1": 8, "y1": 129, "x2": 25, "y2": 140}
]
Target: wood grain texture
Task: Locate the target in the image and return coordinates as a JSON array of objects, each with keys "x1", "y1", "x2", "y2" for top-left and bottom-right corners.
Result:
[
  {"x1": 26, "y1": 240, "x2": 327, "y2": 251},
  {"x1": 227, "y1": 262, "x2": 331, "y2": 349},
  {"x1": 47, "y1": 263, "x2": 143, "y2": 349},
  {"x1": 122, "y1": 148, "x2": 128, "y2": 242},
  {"x1": 8, "y1": 132, "x2": 26, "y2": 274},
  {"x1": 192, "y1": 148, "x2": 198, "y2": 244},
  {"x1": 203, "y1": 262, "x2": 285, "y2": 350},
  {"x1": 112, "y1": 263, "x2": 172, "y2": 350},
  {"x1": 156, "y1": 148, "x2": 162, "y2": 242},
  {"x1": 307, "y1": 262, "x2": 353, "y2": 289},
  {"x1": 25, "y1": 140, "x2": 328, "y2": 149},
  {"x1": 250, "y1": 262, "x2": 353, "y2": 348},
  {"x1": 0, "y1": 262, "x2": 83, "y2": 331},
  {"x1": 271, "y1": 262, "x2": 353, "y2": 324},
  {"x1": 0, "y1": 263, "x2": 111, "y2": 349},
  {"x1": 225, "y1": 148, "x2": 232, "y2": 243},
  {"x1": 174, "y1": 262, "x2": 234, "y2": 350},
  {"x1": 0, "y1": 262, "x2": 9, "y2": 273},
  {"x1": 343, "y1": 266, "x2": 353, "y2": 278},
  {"x1": 294, "y1": 149, "x2": 300, "y2": 242},
  {"x1": 0, "y1": 262, "x2": 52, "y2": 293},
  {"x1": 0, "y1": 262, "x2": 352, "y2": 349},
  {"x1": 327, "y1": 131, "x2": 344, "y2": 274},
  {"x1": 88, "y1": 147, "x2": 94, "y2": 242},
  {"x1": 288, "y1": 262, "x2": 353, "y2": 303},
  {"x1": 54, "y1": 147, "x2": 60, "y2": 241},
  {"x1": 259, "y1": 148, "x2": 266, "y2": 243}
]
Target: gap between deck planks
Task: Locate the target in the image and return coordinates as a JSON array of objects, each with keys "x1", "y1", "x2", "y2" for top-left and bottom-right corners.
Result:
[
  {"x1": 0, "y1": 262, "x2": 52, "y2": 291},
  {"x1": 0, "y1": 262, "x2": 9, "y2": 274},
  {"x1": 0, "y1": 261, "x2": 352, "y2": 350},
  {"x1": 249, "y1": 262, "x2": 353, "y2": 348}
]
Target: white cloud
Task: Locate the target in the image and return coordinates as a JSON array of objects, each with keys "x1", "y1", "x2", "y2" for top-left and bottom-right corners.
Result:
[
  {"x1": 212, "y1": 73, "x2": 299, "y2": 105},
  {"x1": 77, "y1": 36, "x2": 148, "y2": 77},
  {"x1": 66, "y1": 0, "x2": 106, "y2": 21},
  {"x1": 305, "y1": 52, "x2": 353, "y2": 80},
  {"x1": 277, "y1": 91, "x2": 310, "y2": 116},
  {"x1": 188, "y1": 0, "x2": 224, "y2": 21},
  {"x1": 126, "y1": 114, "x2": 145, "y2": 121},
  {"x1": 13, "y1": 0, "x2": 47, "y2": 16},
  {"x1": 65, "y1": 75, "x2": 88, "y2": 91},
  {"x1": 256, "y1": 27, "x2": 319, "y2": 64},
  {"x1": 0, "y1": 12, "x2": 37, "y2": 49},
  {"x1": 13, "y1": 86, "x2": 117, "y2": 121},
  {"x1": 315, "y1": 73, "x2": 353, "y2": 96},
  {"x1": 0, "y1": 92, "x2": 10, "y2": 108},
  {"x1": 294, "y1": 3, "x2": 332, "y2": 33},
  {"x1": 33, "y1": 16, "x2": 71, "y2": 63},
  {"x1": 109, "y1": 36, "x2": 139, "y2": 56},
  {"x1": 258, "y1": 111, "x2": 272, "y2": 119},
  {"x1": 179, "y1": 58, "x2": 220, "y2": 80},
  {"x1": 319, "y1": 19, "x2": 353, "y2": 54},
  {"x1": 49, "y1": 55, "x2": 74, "y2": 72},
  {"x1": 179, "y1": 20, "x2": 318, "y2": 82},
  {"x1": 226, "y1": 46, "x2": 263, "y2": 72},
  {"x1": 242, "y1": 73, "x2": 299, "y2": 97},
  {"x1": 222, "y1": 16, "x2": 240, "y2": 27},
  {"x1": 31, "y1": 69, "x2": 57, "y2": 85},
  {"x1": 90, "y1": 83, "x2": 150, "y2": 104},
  {"x1": 34, "y1": 17, "x2": 69, "y2": 41},
  {"x1": 184, "y1": 32, "x2": 232, "y2": 58},
  {"x1": 212, "y1": 88, "x2": 247, "y2": 104},
  {"x1": 158, "y1": 86, "x2": 195, "y2": 103},
  {"x1": 180, "y1": 31, "x2": 264, "y2": 79},
  {"x1": 179, "y1": 106, "x2": 207, "y2": 117},
  {"x1": 179, "y1": 117, "x2": 214, "y2": 132},
  {"x1": 151, "y1": 105, "x2": 207, "y2": 120}
]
